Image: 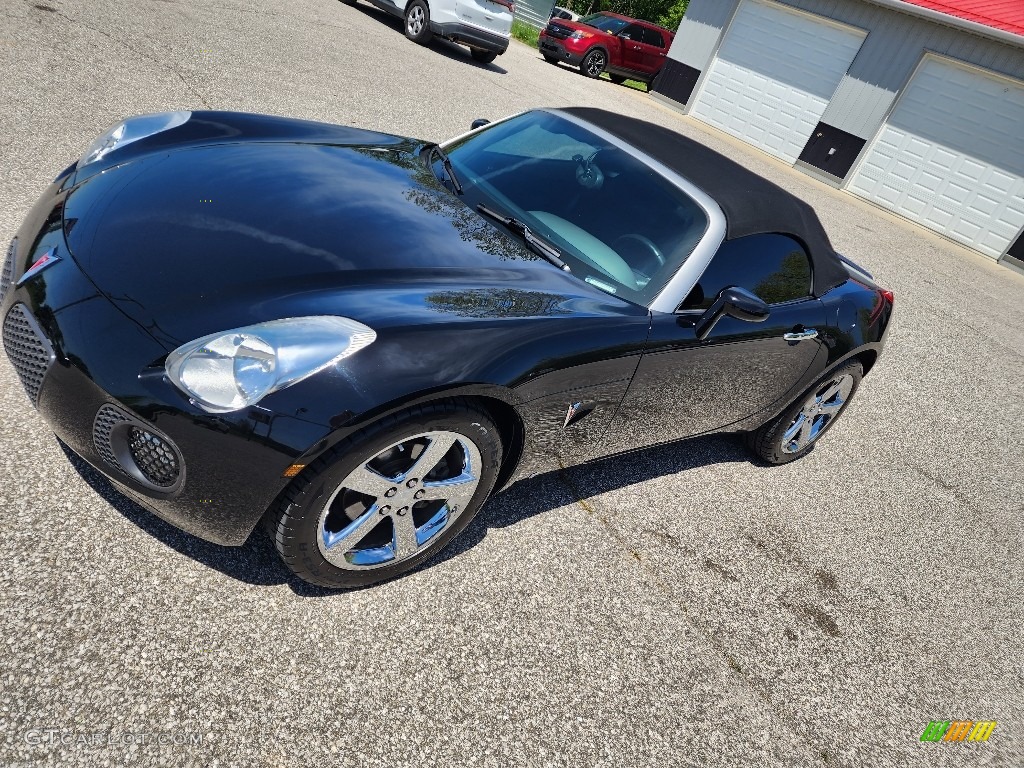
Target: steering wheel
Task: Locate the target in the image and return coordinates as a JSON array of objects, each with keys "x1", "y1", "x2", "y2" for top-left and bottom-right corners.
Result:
[
  {"x1": 613, "y1": 233, "x2": 665, "y2": 268},
  {"x1": 528, "y1": 211, "x2": 637, "y2": 287}
]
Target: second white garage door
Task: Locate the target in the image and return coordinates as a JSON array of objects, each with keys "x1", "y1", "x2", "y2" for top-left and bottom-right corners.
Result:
[
  {"x1": 848, "y1": 55, "x2": 1024, "y2": 259},
  {"x1": 691, "y1": 0, "x2": 866, "y2": 163}
]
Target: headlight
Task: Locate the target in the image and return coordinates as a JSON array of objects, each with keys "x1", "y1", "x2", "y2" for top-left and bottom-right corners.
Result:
[
  {"x1": 569, "y1": 30, "x2": 593, "y2": 40},
  {"x1": 79, "y1": 111, "x2": 192, "y2": 167},
  {"x1": 165, "y1": 316, "x2": 376, "y2": 413}
]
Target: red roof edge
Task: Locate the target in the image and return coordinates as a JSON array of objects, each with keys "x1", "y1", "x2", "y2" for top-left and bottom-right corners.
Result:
[{"x1": 896, "y1": 0, "x2": 1024, "y2": 36}]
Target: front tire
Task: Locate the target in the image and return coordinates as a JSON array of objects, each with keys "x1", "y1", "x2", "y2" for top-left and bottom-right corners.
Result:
[
  {"x1": 404, "y1": 0, "x2": 433, "y2": 44},
  {"x1": 580, "y1": 49, "x2": 606, "y2": 78},
  {"x1": 745, "y1": 361, "x2": 863, "y2": 465},
  {"x1": 608, "y1": 74, "x2": 626, "y2": 84},
  {"x1": 268, "y1": 400, "x2": 503, "y2": 588},
  {"x1": 470, "y1": 48, "x2": 497, "y2": 64}
]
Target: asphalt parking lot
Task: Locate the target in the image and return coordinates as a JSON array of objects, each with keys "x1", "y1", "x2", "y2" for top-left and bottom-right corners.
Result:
[{"x1": 1, "y1": 0, "x2": 1022, "y2": 765}]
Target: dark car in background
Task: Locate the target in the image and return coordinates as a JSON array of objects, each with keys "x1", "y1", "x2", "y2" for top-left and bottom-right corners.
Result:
[
  {"x1": 539, "y1": 11, "x2": 674, "y2": 88},
  {"x1": 2, "y1": 108, "x2": 891, "y2": 589}
]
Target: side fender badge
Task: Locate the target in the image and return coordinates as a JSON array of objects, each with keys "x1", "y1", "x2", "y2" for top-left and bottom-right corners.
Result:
[{"x1": 563, "y1": 401, "x2": 584, "y2": 429}]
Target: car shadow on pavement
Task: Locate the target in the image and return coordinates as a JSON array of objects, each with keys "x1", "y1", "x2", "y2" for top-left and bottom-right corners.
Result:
[
  {"x1": 57, "y1": 439, "x2": 331, "y2": 595},
  {"x1": 347, "y1": 3, "x2": 509, "y2": 74},
  {"x1": 60, "y1": 432, "x2": 745, "y2": 595},
  {"x1": 429, "y1": 432, "x2": 748, "y2": 567}
]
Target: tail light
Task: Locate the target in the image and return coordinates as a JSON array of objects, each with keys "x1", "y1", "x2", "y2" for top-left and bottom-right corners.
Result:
[{"x1": 867, "y1": 287, "x2": 894, "y2": 325}]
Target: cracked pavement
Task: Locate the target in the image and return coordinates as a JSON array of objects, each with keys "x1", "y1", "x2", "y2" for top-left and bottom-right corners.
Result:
[{"x1": 1, "y1": 0, "x2": 1022, "y2": 766}]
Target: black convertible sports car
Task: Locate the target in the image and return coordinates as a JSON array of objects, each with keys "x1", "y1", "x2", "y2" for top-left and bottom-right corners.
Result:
[{"x1": 1, "y1": 108, "x2": 892, "y2": 588}]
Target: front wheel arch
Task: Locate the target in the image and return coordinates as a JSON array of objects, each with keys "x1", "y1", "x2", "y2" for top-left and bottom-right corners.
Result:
[
  {"x1": 266, "y1": 397, "x2": 505, "y2": 588},
  {"x1": 470, "y1": 395, "x2": 525, "y2": 493},
  {"x1": 276, "y1": 387, "x2": 526, "y2": 504}
]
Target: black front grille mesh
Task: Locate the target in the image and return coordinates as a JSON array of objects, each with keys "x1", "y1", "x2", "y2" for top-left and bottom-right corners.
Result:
[
  {"x1": 128, "y1": 427, "x2": 180, "y2": 487},
  {"x1": 0, "y1": 239, "x2": 14, "y2": 302},
  {"x1": 2, "y1": 303, "x2": 54, "y2": 404},
  {"x1": 545, "y1": 23, "x2": 572, "y2": 39}
]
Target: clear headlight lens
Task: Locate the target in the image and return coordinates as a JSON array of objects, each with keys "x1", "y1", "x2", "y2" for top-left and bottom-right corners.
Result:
[
  {"x1": 165, "y1": 316, "x2": 376, "y2": 413},
  {"x1": 79, "y1": 111, "x2": 192, "y2": 167}
]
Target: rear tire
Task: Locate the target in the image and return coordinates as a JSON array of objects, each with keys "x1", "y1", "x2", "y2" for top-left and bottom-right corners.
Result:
[
  {"x1": 470, "y1": 48, "x2": 497, "y2": 64},
  {"x1": 267, "y1": 400, "x2": 502, "y2": 589},
  {"x1": 745, "y1": 361, "x2": 863, "y2": 465},
  {"x1": 608, "y1": 74, "x2": 626, "y2": 84},
  {"x1": 404, "y1": 0, "x2": 433, "y2": 44},
  {"x1": 580, "y1": 49, "x2": 606, "y2": 78}
]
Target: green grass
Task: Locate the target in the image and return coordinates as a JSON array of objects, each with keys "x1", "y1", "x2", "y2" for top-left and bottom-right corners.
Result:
[
  {"x1": 511, "y1": 19, "x2": 540, "y2": 48},
  {"x1": 600, "y1": 72, "x2": 648, "y2": 92}
]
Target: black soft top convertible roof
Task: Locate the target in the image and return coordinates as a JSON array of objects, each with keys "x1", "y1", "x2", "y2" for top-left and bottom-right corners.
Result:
[{"x1": 559, "y1": 108, "x2": 849, "y2": 296}]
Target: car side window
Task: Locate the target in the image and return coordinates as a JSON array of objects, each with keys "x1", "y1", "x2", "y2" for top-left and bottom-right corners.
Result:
[
  {"x1": 619, "y1": 23, "x2": 645, "y2": 41},
  {"x1": 681, "y1": 233, "x2": 813, "y2": 310},
  {"x1": 642, "y1": 28, "x2": 665, "y2": 48}
]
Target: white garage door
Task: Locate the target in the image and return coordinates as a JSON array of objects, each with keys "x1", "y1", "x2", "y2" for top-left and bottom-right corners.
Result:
[
  {"x1": 848, "y1": 56, "x2": 1024, "y2": 259},
  {"x1": 691, "y1": 0, "x2": 865, "y2": 163}
]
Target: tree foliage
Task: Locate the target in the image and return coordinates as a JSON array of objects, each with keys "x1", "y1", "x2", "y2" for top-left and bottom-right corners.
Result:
[{"x1": 571, "y1": 0, "x2": 689, "y2": 31}]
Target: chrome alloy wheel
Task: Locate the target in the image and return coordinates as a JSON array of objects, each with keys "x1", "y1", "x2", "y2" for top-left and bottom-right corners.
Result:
[
  {"x1": 585, "y1": 51, "x2": 606, "y2": 76},
  {"x1": 406, "y1": 6, "x2": 426, "y2": 37},
  {"x1": 316, "y1": 431, "x2": 482, "y2": 570},
  {"x1": 781, "y1": 373, "x2": 854, "y2": 454}
]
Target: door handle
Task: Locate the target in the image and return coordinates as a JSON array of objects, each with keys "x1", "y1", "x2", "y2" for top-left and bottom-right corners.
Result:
[{"x1": 783, "y1": 328, "x2": 818, "y2": 341}]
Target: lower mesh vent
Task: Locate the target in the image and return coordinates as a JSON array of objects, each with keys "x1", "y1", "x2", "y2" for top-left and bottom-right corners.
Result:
[
  {"x1": 127, "y1": 427, "x2": 180, "y2": 487},
  {"x1": 92, "y1": 403, "x2": 184, "y2": 492},
  {"x1": 93, "y1": 404, "x2": 131, "y2": 475}
]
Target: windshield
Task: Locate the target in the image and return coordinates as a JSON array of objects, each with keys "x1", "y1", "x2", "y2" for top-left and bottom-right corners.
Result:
[
  {"x1": 439, "y1": 111, "x2": 709, "y2": 307},
  {"x1": 579, "y1": 13, "x2": 629, "y2": 33}
]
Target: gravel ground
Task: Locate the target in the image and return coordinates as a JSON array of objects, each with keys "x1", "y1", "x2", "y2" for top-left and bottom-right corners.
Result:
[{"x1": 1, "y1": 1, "x2": 1021, "y2": 766}]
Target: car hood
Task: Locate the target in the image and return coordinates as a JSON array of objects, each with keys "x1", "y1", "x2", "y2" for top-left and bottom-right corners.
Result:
[
  {"x1": 61, "y1": 120, "x2": 610, "y2": 348},
  {"x1": 547, "y1": 19, "x2": 612, "y2": 35}
]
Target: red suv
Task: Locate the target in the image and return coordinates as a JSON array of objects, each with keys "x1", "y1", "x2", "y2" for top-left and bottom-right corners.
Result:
[{"x1": 538, "y1": 12, "x2": 674, "y2": 89}]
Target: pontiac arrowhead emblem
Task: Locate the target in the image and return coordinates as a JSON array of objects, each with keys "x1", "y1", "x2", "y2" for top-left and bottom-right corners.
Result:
[{"x1": 17, "y1": 248, "x2": 61, "y2": 286}]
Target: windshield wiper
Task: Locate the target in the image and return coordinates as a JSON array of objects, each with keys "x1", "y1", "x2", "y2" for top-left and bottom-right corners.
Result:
[
  {"x1": 424, "y1": 143, "x2": 463, "y2": 194},
  {"x1": 477, "y1": 204, "x2": 571, "y2": 272}
]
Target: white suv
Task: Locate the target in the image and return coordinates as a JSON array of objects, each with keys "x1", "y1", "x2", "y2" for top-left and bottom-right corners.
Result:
[{"x1": 346, "y1": 0, "x2": 514, "y2": 63}]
